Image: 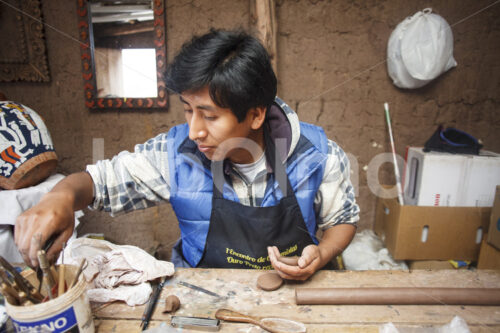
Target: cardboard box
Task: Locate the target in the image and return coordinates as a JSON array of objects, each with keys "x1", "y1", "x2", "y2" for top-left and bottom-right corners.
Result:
[
  {"x1": 403, "y1": 147, "x2": 500, "y2": 207},
  {"x1": 487, "y1": 186, "x2": 500, "y2": 250},
  {"x1": 375, "y1": 197, "x2": 491, "y2": 261},
  {"x1": 408, "y1": 260, "x2": 454, "y2": 270},
  {"x1": 408, "y1": 260, "x2": 469, "y2": 270},
  {"x1": 477, "y1": 239, "x2": 500, "y2": 269}
]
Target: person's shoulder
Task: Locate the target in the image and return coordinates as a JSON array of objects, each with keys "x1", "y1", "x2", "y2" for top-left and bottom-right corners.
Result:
[
  {"x1": 135, "y1": 124, "x2": 189, "y2": 153},
  {"x1": 298, "y1": 122, "x2": 329, "y2": 153},
  {"x1": 324, "y1": 139, "x2": 352, "y2": 174},
  {"x1": 166, "y1": 123, "x2": 189, "y2": 138},
  {"x1": 326, "y1": 138, "x2": 347, "y2": 157}
]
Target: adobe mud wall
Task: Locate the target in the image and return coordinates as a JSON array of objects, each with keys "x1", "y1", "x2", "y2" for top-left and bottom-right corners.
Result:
[{"x1": 1, "y1": 0, "x2": 498, "y2": 260}]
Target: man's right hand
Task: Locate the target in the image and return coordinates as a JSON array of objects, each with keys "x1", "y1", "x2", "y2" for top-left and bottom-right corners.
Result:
[
  {"x1": 15, "y1": 191, "x2": 75, "y2": 267},
  {"x1": 14, "y1": 172, "x2": 95, "y2": 267}
]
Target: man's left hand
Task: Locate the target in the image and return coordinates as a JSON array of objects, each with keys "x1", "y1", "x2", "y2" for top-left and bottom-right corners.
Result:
[{"x1": 267, "y1": 245, "x2": 325, "y2": 281}]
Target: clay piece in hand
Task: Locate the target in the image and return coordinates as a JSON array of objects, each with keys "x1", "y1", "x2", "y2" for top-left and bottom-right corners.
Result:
[
  {"x1": 257, "y1": 272, "x2": 283, "y2": 291},
  {"x1": 163, "y1": 295, "x2": 181, "y2": 313},
  {"x1": 277, "y1": 255, "x2": 300, "y2": 266}
]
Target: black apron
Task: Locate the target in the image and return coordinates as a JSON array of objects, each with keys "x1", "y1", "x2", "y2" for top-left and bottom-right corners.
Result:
[{"x1": 196, "y1": 129, "x2": 327, "y2": 269}]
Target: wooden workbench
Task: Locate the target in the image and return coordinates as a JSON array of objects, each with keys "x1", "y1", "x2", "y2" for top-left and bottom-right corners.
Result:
[{"x1": 93, "y1": 268, "x2": 500, "y2": 332}]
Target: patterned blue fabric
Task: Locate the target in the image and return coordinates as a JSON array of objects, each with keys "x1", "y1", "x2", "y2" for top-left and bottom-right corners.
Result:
[{"x1": 0, "y1": 101, "x2": 56, "y2": 189}]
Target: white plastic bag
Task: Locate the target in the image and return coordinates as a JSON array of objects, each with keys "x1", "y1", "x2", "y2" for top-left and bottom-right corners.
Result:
[
  {"x1": 387, "y1": 8, "x2": 457, "y2": 89},
  {"x1": 342, "y1": 230, "x2": 408, "y2": 271}
]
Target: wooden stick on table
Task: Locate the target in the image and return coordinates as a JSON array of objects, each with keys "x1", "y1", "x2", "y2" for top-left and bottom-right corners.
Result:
[{"x1": 295, "y1": 287, "x2": 500, "y2": 305}]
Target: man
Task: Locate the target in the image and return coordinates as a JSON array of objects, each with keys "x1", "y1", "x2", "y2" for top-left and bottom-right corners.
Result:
[{"x1": 16, "y1": 29, "x2": 359, "y2": 280}]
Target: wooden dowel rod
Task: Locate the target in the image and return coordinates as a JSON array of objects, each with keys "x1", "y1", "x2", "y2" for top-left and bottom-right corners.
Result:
[
  {"x1": 59, "y1": 242, "x2": 66, "y2": 297},
  {"x1": 58, "y1": 264, "x2": 65, "y2": 297},
  {"x1": 50, "y1": 265, "x2": 59, "y2": 284},
  {"x1": 295, "y1": 288, "x2": 500, "y2": 305}
]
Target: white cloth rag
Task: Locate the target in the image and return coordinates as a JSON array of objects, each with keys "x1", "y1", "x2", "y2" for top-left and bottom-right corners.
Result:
[{"x1": 64, "y1": 238, "x2": 175, "y2": 305}]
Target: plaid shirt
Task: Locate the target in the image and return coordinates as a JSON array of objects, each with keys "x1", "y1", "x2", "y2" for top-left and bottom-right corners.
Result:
[{"x1": 87, "y1": 99, "x2": 359, "y2": 230}]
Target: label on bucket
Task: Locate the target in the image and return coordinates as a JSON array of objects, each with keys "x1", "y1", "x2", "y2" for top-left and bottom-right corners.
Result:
[{"x1": 11, "y1": 306, "x2": 79, "y2": 332}]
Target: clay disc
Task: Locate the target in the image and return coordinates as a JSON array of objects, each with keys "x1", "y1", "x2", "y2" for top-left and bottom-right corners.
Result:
[
  {"x1": 257, "y1": 272, "x2": 283, "y2": 291},
  {"x1": 277, "y1": 256, "x2": 300, "y2": 266}
]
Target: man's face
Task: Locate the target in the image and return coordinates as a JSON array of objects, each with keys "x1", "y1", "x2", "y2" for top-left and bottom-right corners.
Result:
[{"x1": 181, "y1": 87, "x2": 264, "y2": 164}]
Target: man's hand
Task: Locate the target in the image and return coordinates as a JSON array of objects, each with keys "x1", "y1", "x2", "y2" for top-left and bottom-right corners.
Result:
[
  {"x1": 268, "y1": 245, "x2": 325, "y2": 281},
  {"x1": 14, "y1": 172, "x2": 95, "y2": 267},
  {"x1": 267, "y1": 223, "x2": 357, "y2": 281},
  {"x1": 15, "y1": 192, "x2": 75, "y2": 267}
]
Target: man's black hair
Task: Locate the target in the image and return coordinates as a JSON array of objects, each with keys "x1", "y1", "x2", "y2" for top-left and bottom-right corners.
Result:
[{"x1": 165, "y1": 29, "x2": 277, "y2": 122}]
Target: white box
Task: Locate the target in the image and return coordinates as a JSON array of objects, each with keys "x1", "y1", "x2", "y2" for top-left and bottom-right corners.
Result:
[{"x1": 403, "y1": 147, "x2": 500, "y2": 207}]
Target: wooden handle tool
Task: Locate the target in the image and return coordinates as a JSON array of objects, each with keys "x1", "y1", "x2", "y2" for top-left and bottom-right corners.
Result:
[
  {"x1": 0, "y1": 256, "x2": 43, "y2": 302},
  {"x1": 58, "y1": 264, "x2": 65, "y2": 297},
  {"x1": 50, "y1": 265, "x2": 59, "y2": 284},
  {"x1": 58, "y1": 241, "x2": 66, "y2": 297},
  {"x1": 215, "y1": 308, "x2": 306, "y2": 333},
  {"x1": 1, "y1": 282, "x2": 19, "y2": 305},
  {"x1": 37, "y1": 250, "x2": 55, "y2": 299}
]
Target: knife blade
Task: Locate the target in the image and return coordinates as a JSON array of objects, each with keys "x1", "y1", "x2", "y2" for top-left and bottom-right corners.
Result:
[{"x1": 177, "y1": 281, "x2": 224, "y2": 299}]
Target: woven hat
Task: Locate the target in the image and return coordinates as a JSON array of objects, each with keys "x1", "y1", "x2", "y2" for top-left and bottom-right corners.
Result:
[{"x1": 0, "y1": 101, "x2": 57, "y2": 189}]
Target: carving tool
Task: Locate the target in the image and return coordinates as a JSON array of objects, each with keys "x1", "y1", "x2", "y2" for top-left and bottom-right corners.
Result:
[
  {"x1": 68, "y1": 258, "x2": 86, "y2": 289},
  {"x1": 0, "y1": 256, "x2": 42, "y2": 302},
  {"x1": 35, "y1": 266, "x2": 43, "y2": 293},
  {"x1": 0, "y1": 272, "x2": 41, "y2": 304},
  {"x1": 1, "y1": 282, "x2": 20, "y2": 305},
  {"x1": 37, "y1": 250, "x2": 55, "y2": 299},
  {"x1": 0, "y1": 268, "x2": 12, "y2": 286},
  {"x1": 17, "y1": 291, "x2": 27, "y2": 304},
  {"x1": 50, "y1": 265, "x2": 59, "y2": 284},
  {"x1": 171, "y1": 316, "x2": 220, "y2": 331},
  {"x1": 177, "y1": 281, "x2": 223, "y2": 299},
  {"x1": 36, "y1": 233, "x2": 58, "y2": 293},
  {"x1": 215, "y1": 308, "x2": 306, "y2": 333},
  {"x1": 0, "y1": 256, "x2": 31, "y2": 293},
  {"x1": 141, "y1": 276, "x2": 167, "y2": 331}
]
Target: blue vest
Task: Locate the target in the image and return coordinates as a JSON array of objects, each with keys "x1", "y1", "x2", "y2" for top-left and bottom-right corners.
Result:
[{"x1": 167, "y1": 120, "x2": 328, "y2": 267}]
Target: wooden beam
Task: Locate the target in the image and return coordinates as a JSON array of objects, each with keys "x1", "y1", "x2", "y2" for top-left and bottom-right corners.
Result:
[{"x1": 252, "y1": 0, "x2": 278, "y2": 77}]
